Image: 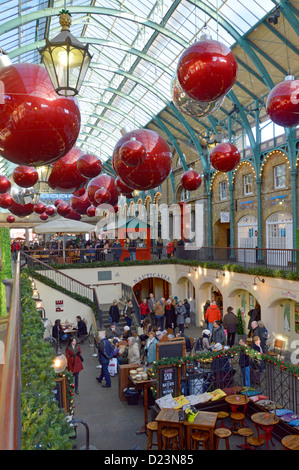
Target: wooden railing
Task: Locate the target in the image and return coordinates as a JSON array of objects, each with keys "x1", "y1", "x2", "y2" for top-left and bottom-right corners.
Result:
[{"x1": 0, "y1": 252, "x2": 21, "y2": 450}]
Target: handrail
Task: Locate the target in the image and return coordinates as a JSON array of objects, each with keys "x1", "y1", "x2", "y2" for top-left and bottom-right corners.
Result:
[{"x1": 0, "y1": 252, "x2": 21, "y2": 450}]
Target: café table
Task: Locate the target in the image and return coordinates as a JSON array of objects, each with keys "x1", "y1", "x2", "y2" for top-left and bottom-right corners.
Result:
[
  {"x1": 155, "y1": 408, "x2": 185, "y2": 450},
  {"x1": 281, "y1": 435, "x2": 299, "y2": 450},
  {"x1": 225, "y1": 394, "x2": 249, "y2": 414},
  {"x1": 184, "y1": 410, "x2": 218, "y2": 450},
  {"x1": 251, "y1": 412, "x2": 279, "y2": 450},
  {"x1": 129, "y1": 376, "x2": 156, "y2": 435}
]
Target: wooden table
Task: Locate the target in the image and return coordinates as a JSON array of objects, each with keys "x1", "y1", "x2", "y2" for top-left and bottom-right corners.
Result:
[
  {"x1": 281, "y1": 435, "x2": 299, "y2": 450},
  {"x1": 155, "y1": 408, "x2": 218, "y2": 450},
  {"x1": 225, "y1": 394, "x2": 249, "y2": 413},
  {"x1": 185, "y1": 410, "x2": 218, "y2": 450},
  {"x1": 251, "y1": 412, "x2": 279, "y2": 450},
  {"x1": 129, "y1": 376, "x2": 156, "y2": 435}
]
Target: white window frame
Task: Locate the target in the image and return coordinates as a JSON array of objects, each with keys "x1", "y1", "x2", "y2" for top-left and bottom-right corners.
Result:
[
  {"x1": 219, "y1": 181, "x2": 227, "y2": 201},
  {"x1": 274, "y1": 163, "x2": 286, "y2": 189},
  {"x1": 243, "y1": 173, "x2": 253, "y2": 195}
]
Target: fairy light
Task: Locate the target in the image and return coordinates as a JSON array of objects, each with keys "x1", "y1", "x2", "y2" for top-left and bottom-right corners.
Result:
[{"x1": 259, "y1": 150, "x2": 290, "y2": 178}]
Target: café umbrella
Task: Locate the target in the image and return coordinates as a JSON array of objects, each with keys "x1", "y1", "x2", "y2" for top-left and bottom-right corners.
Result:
[{"x1": 33, "y1": 217, "x2": 96, "y2": 262}]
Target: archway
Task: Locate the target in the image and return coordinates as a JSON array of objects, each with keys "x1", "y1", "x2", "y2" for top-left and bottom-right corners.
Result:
[
  {"x1": 132, "y1": 276, "x2": 171, "y2": 304},
  {"x1": 227, "y1": 287, "x2": 260, "y2": 336}
]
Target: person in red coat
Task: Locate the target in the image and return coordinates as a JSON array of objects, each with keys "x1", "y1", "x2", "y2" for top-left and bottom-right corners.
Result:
[
  {"x1": 205, "y1": 301, "x2": 221, "y2": 334},
  {"x1": 66, "y1": 337, "x2": 84, "y2": 395},
  {"x1": 166, "y1": 240, "x2": 174, "y2": 258},
  {"x1": 140, "y1": 298, "x2": 150, "y2": 326}
]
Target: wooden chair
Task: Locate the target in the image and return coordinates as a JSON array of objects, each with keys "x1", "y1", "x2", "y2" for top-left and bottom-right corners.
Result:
[
  {"x1": 230, "y1": 412, "x2": 245, "y2": 433},
  {"x1": 237, "y1": 427, "x2": 254, "y2": 450},
  {"x1": 247, "y1": 436, "x2": 264, "y2": 450},
  {"x1": 214, "y1": 428, "x2": 231, "y2": 450},
  {"x1": 191, "y1": 430, "x2": 209, "y2": 450},
  {"x1": 146, "y1": 421, "x2": 158, "y2": 450},
  {"x1": 162, "y1": 428, "x2": 179, "y2": 450},
  {"x1": 267, "y1": 338, "x2": 284, "y2": 358}
]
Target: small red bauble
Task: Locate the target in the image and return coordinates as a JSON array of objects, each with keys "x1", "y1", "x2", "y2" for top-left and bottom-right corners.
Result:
[
  {"x1": 181, "y1": 170, "x2": 202, "y2": 191},
  {"x1": 57, "y1": 202, "x2": 71, "y2": 217},
  {"x1": 94, "y1": 188, "x2": 111, "y2": 205},
  {"x1": 9, "y1": 201, "x2": 34, "y2": 217},
  {"x1": 177, "y1": 35, "x2": 238, "y2": 102},
  {"x1": 54, "y1": 199, "x2": 63, "y2": 207},
  {"x1": 115, "y1": 176, "x2": 134, "y2": 195},
  {"x1": 40, "y1": 213, "x2": 48, "y2": 221},
  {"x1": 12, "y1": 165, "x2": 38, "y2": 188},
  {"x1": 266, "y1": 76, "x2": 299, "y2": 127},
  {"x1": 34, "y1": 202, "x2": 46, "y2": 214},
  {"x1": 0, "y1": 63, "x2": 80, "y2": 166},
  {"x1": 0, "y1": 192, "x2": 14, "y2": 209},
  {"x1": 70, "y1": 192, "x2": 90, "y2": 215},
  {"x1": 209, "y1": 142, "x2": 241, "y2": 172},
  {"x1": 77, "y1": 154, "x2": 102, "y2": 178},
  {"x1": 0, "y1": 175, "x2": 11, "y2": 194},
  {"x1": 65, "y1": 209, "x2": 81, "y2": 221},
  {"x1": 112, "y1": 129, "x2": 172, "y2": 191},
  {"x1": 72, "y1": 187, "x2": 86, "y2": 197},
  {"x1": 6, "y1": 215, "x2": 15, "y2": 223},
  {"x1": 87, "y1": 174, "x2": 119, "y2": 207},
  {"x1": 45, "y1": 206, "x2": 55, "y2": 216},
  {"x1": 86, "y1": 205, "x2": 96, "y2": 217},
  {"x1": 48, "y1": 147, "x2": 88, "y2": 193},
  {"x1": 120, "y1": 139, "x2": 147, "y2": 167}
]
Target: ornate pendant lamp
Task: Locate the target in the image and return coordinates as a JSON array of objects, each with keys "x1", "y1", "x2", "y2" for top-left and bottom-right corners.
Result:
[{"x1": 38, "y1": 9, "x2": 92, "y2": 96}]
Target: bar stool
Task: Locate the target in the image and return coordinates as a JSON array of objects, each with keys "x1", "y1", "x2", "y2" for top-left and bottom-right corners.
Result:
[
  {"x1": 191, "y1": 430, "x2": 209, "y2": 450},
  {"x1": 231, "y1": 412, "x2": 245, "y2": 433},
  {"x1": 214, "y1": 428, "x2": 232, "y2": 450},
  {"x1": 217, "y1": 411, "x2": 229, "y2": 428},
  {"x1": 146, "y1": 421, "x2": 158, "y2": 450},
  {"x1": 237, "y1": 427, "x2": 254, "y2": 450},
  {"x1": 162, "y1": 428, "x2": 179, "y2": 450},
  {"x1": 247, "y1": 436, "x2": 264, "y2": 450}
]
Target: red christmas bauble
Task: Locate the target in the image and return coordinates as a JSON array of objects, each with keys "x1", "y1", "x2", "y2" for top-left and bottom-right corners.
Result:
[
  {"x1": 73, "y1": 187, "x2": 86, "y2": 197},
  {"x1": 0, "y1": 192, "x2": 14, "y2": 209},
  {"x1": 70, "y1": 192, "x2": 90, "y2": 215},
  {"x1": 266, "y1": 76, "x2": 299, "y2": 127},
  {"x1": 115, "y1": 176, "x2": 134, "y2": 195},
  {"x1": 112, "y1": 129, "x2": 172, "y2": 190},
  {"x1": 6, "y1": 215, "x2": 15, "y2": 223},
  {"x1": 48, "y1": 147, "x2": 88, "y2": 193},
  {"x1": 57, "y1": 202, "x2": 71, "y2": 217},
  {"x1": 210, "y1": 142, "x2": 241, "y2": 172},
  {"x1": 86, "y1": 205, "x2": 96, "y2": 217},
  {"x1": 177, "y1": 36, "x2": 238, "y2": 102},
  {"x1": 0, "y1": 63, "x2": 81, "y2": 166},
  {"x1": 94, "y1": 188, "x2": 111, "y2": 205},
  {"x1": 0, "y1": 176, "x2": 11, "y2": 194},
  {"x1": 45, "y1": 206, "x2": 55, "y2": 217},
  {"x1": 40, "y1": 213, "x2": 48, "y2": 221},
  {"x1": 34, "y1": 202, "x2": 46, "y2": 214},
  {"x1": 9, "y1": 201, "x2": 34, "y2": 217},
  {"x1": 65, "y1": 209, "x2": 81, "y2": 221},
  {"x1": 12, "y1": 165, "x2": 38, "y2": 188},
  {"x1": 181, "y1": 170, "x2": 202, "y2": 191},
  {"x1": 54, "y1": 199, "x2": 63, "y2": 207},
  {"x1": 77, "y1": 154, "x2": 102, "y2": 178},
  {"x1": 87, "y1": 174, "x2": 119, "y2": 207},
  {"x1": 120, "y1": 139, "x2": 147, "y2": 167}
]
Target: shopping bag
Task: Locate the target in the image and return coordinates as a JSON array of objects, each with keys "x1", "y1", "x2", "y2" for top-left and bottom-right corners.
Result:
[{"x1": 108, "y1": 358, "x2": 118, "y2": 376}]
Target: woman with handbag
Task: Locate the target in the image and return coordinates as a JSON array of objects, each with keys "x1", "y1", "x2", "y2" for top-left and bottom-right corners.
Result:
[{"x1": 66, "y1": 337, "x2": 84, "y2": 395}]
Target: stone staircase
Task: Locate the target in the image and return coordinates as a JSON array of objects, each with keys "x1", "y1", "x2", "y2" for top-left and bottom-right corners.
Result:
[{"x1": 100, "y1": 300, "x2": 137, "y2": 333}]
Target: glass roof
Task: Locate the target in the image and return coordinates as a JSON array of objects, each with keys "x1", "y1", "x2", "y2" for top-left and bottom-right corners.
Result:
[{"x1": 0, "y1": 0, "x2": 297, "y2": 177}]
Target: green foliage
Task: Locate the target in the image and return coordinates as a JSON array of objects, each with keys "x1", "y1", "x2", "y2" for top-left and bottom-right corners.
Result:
[
  {"x1": 20, "y1": 272, "x2": 73, "y2": 450},
  {"x1": 237, "y1": 308, "x2": 244, "y2": 335},
  {"x1": 0, "y1": 227, "x2": 12, "y2": 316}
]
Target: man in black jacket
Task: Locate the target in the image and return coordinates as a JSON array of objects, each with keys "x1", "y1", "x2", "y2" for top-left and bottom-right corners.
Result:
[
  {"x1": 96, "y1": 331, "x2": 113, "y2": 388},
  {"x1": 76, "y1": 316, "x2": 87, "y2": 337}
]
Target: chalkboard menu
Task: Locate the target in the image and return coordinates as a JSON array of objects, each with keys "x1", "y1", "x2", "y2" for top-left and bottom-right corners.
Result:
[
  {"x1": 156, "y1": 339, "x2": 186, "y2": 361},
  {"x1": 157, "y1": 365, "x2": 180, "y2": 398}
]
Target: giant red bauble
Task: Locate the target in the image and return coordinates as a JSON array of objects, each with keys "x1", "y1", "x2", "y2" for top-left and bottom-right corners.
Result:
[
  {"x1": 266, "y1": 76, "x2": 299, "y2": 127},
  {"x1": 9, "y1": 201, "x2": 34, "y2": 217},
  {"x1": 54, "y1": 199, "x2": 63, "y2": 207},
  {"x1": 94, "y1": 188, "x2": 111, "y2": 205},
  {"x1": 57, "y1": 202, "x2": 71, "y2": 217},
  {"x1": 0, "y1": 63, "x2": 81, "y2": 166},
  {"x1": 70, "y1": 192, "x2": 90, "y2": 215},
  {"x1": 115, "y1": 176, "x2": 134, "y2": 195},
  {"x1": 176, "y1": 37, "x2": 238, "y2": 102},
  {"x1": 77, "y1": 154, "x2": 102, "y2": 178},
  {"x1": 45, "y1": 206, "x2": 55, "y2": 217},
  {"x1": 65, "y1": 209, "x2": 81, "y2": 221},
  {"x1": 34, "y1": 202, "x2": 46, "y2": 214},
  {"x1": 112, "y1": 129, "x2": 172, "y2": 190},
  {"x1": 181, "y1": 170, "x2": 202, "y2": 191},
  {"x1": 6, "y1": 215, "x2": 15, "y2": 223},
  {"x1": 0, "y1": 176, "x2": 11, "y2": 194},
  {"x1": 12, "y1": 165, "x2": 38, "y2": 188},
  {"x1": 48, "y1": 147, "x2": 88, "y2": 193},
  {"x1": 120, "y1": 139, "x2": 147, "y2": 167},
  {"x1": 210, "y1": 142, "x2": 241, "y2": 172},
  {"x1": 40, "y1": 213, "x2": 48, "y2": 221},
  {"x1": 87, "y1": 174, "x2": 119, "y2": 207},
  {"x1": 86, "y1": 205, "x2": 96, "y2": 217},
  {"x1": 0, "y1": 192, "x2": 14, "y2": 209}
]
